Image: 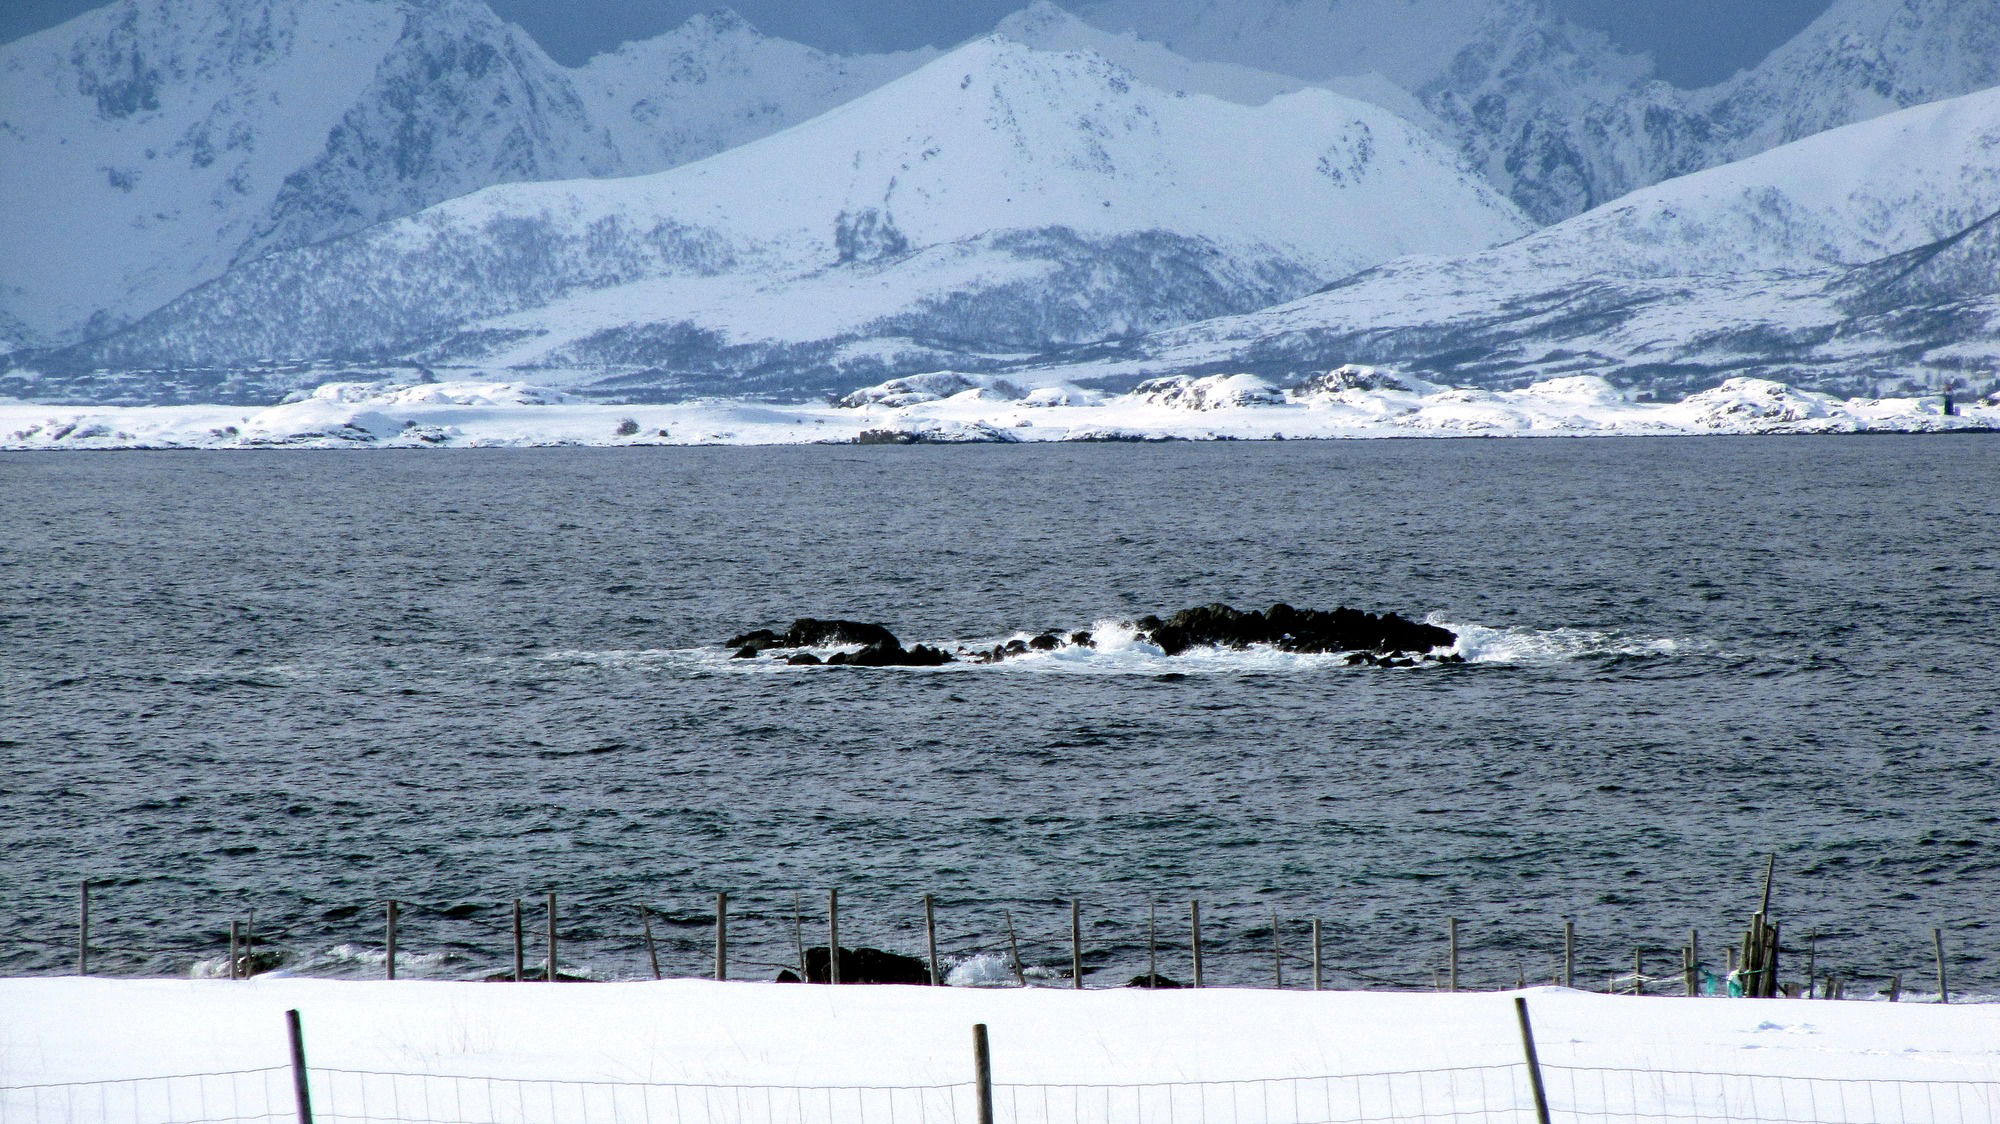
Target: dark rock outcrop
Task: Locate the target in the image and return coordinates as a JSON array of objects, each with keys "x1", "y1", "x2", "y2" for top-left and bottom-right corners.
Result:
[
  {"x1": 1127, "y1": 972, "x2": 1184, "y2": 989},
  {"x1": 1135, "y1": 602, "x2": 1455, "y2": 656},
  {"x1": 775, "y1": 945, "x2": 933, "y2": 985},
  {"x1": 725, "y1": 604, "x2": 1456, "y2": 668}
]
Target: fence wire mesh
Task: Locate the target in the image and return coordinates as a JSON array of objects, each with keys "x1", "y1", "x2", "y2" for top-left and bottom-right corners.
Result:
[{"x1": 6, "y1": 1061, "x2": 1997, "y2": 1124}]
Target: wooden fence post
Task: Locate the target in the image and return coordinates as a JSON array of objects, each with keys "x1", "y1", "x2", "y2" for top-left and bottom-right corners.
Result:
[
  {"x1": 924, "y1": 894, "x2": 941, "y2": 986},
  {"x1": 1447, "y1": 917, "x2": 1459, "y2": 992},
  {"x1": 714, "y1": 892, "x2": 728, "y2": 981},
  {"x1": 827, "y1": 889, "x2": 840, "y2": 985},
  {"x1": 384, "y1": 900, "x2": 398, "y2": 981},
  {"x1": 229, "y1": 920, "x2": 241, "y2": 981},
  {"x1": 792, "y1": 892, "x2": 806, "y2": 981},
  {"x1": 285, "y1": 1009, "x2": 315, "y2": 1124},
  {"x1": 77, "y1": 880, "x2": 90, "y2": 977},
  {"x1": 640, "y1": 905, "x2": 662, "y2": 980},
  {"x1": 1805, "y1": 928, "x2": 1817, "y2": 999},
  {"x1": 1312, "y1": 919, "x2": 1323, "y2": 992},
  {"x1": 1933, "y1": 928, "x2": 1950, "y2": 1003},
  {"x1": 1004, "y1": 909, "x2": 1026, "y2": 986},
  {"x1": 1148, "y1": 902, "x2": 1159, "y2": 985},
  {"x1": 545, "y1": 891, "x2": 557, "y2": 982},
  {"x1": 1272, "y1": 911, "x2": 1283, "y2": 989},
  {"x1": 1514, "y1": 998, "x2": 1553, "y2": 1124},
  {"x1": 972, "y1": 1023, "x2": 995, "y2": 1124},
  {"x1": 511, "y1": 899, "x2": 524, "y2": 982},
  {"x1": 1562, "y1": 920, "x2": 1574, "y2": 990},
  {"x1": 1070, "y1": 899, "x2": 1083, "y2": 990},
  {"x1": 1190, "y1": 900, "x2": 1204, "y2": 988},
  {"x1": 1686, "y1": 930, "x2": 1698, "y2": 997}
]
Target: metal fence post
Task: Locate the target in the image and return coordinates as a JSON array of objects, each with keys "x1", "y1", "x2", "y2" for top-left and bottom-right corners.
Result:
[
  {"x1": 285, "y1": 1009, "x2": 315, "y2": 1124},
  {"x1": 1514, "y1": 997, "x2": 1553, "y2": 1124},
  {"x1": 972, "y1": 1023, "x2": 994, "y2": 1124}
]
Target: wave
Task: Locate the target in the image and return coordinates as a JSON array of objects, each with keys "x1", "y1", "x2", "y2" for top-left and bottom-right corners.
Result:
[{"x1": 535, "y1": 617, "x2": 1706, "y2": 677}]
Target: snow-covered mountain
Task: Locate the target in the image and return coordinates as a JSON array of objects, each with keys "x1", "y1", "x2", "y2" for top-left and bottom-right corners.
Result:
[
  {"x1": 1006, "y1": 86, "x2": 2000, "y2": 398},
  {"x1": 0, "y1": 0, "x2": 928, "y2": 350},
  {"x1": 575, "y1": 10, "x2": 934, "y2": 174},
  {"x1": 1083, "y1": 0, "x2": 2000, "y2": 225},
  {"x1": 13, "y1": 35, "x2": 1527, "y2": 404}
]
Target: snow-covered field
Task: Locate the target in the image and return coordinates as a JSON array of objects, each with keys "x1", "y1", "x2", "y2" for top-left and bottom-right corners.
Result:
[
  {"x1": 0, "y1": 370, "x2": 1991, "y2": 450},
  {"x1": 2, "y1": 978, "x2": 1995, "y2": 1123}
]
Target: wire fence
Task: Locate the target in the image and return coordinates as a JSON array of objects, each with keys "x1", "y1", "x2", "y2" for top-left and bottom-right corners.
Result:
[{"x1": 6, "y1": 1063, "x2": 1996, "y2": 1124}]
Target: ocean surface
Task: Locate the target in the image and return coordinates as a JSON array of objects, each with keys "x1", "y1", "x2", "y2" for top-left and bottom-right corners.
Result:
[{"x1": 2, "y1": 437, "x2": 1995, "y2": 995}]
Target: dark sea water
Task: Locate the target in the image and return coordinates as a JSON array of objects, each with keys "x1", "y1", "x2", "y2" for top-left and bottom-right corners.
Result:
[{"x1": 2, "y1": 437, "x2": 1996, "y2": 995}]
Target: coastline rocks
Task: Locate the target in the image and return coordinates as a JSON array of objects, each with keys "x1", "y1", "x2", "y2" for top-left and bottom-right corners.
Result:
[
  {"x1": 724, "y1": 604, "x2": 1457, "y2": 668},
  {"x1": 1133, "y1": 603, "x2": 1456, "y2": 656},
  {"x1": 775, "y1": 946, "x2": 933, "y2": 985}
]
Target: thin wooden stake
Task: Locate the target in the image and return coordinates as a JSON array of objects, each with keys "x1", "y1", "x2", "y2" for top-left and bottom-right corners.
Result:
[
  {"x1": 924, "y1": 894, "x2": 941, "y2": 987},
  {"x1": 1759, "y1": 853, "x2": 1776, "y2": 918},
  {"x1": 972, "y1": 1023, "x2": 995, "y2": 1124},
  {"x1": 792, "y1": 892, "x2": 806, "y2": 981},
  {"x1": 1889, "y1": 974, "x2": 1901, "y2": 1002},
  {"x1": 1069, "y1": 899, "x2": 1083, "y2": 990},
  {"x1": 511, "y1": 899, "x2": 524, "y2": 982},
  {"x1": 229, "y1": 920, "x2": 241, "y2": 981},
  {"x1": 1004, "y1": 909, "x2": 1026, "y2": 986},
  {"x1": 1514, "y1": 998, "x2": 1553, "y2": 1124},
  {"x1": 245, "y1": 910, "x2": 255, "y2": 977},
  {"x1": 77, "y1": 881, "x2": 89, "y2": 977},
  {"x1": 1189, "y1": 900, "x2": 1204, "y2": 989},
  {"x1": 1933, "y1": 928, "x2": 1950, "y2": 1003},
  {"x1": 545, "y1": 891, "x2": 557, "y2": 983},
  {"x1": 1632, "y1": 948, "x2": 1642, "y2": 996},
  {"x1": 1271, "y1": 911, "x2": 1283, "y2": 989},
  {"x1": 1687, "y1": 930, "x2": 1699, "y2": 997},
  {"x1": 1312, "y1": 919, "x2": 1323, "y2": 992},
  {"x1": 1562, "y1": 920, "x2": 1575, "y2": 990},
  {"x1": 714, "y1": 891, "x2": 728, "y2": 981},
  {"x1": 285, "y1": 1009, "x2": 315, "y2": 1124},
  {"x1": 639, "y1": 905, "x2": 661, "y2": 980},
  {"x1": 1805, "y1": 928, "x2": 1817, "y2": 998},
  {"x1": 828, "y1": 888, "x2": 840, "y2": 985},
  {"x1": 1447, "y1": 917, "x2": 1459, "y2": 992},
  {"x1": 384, "y1": 900, "x2": 397, "y2": 981},
  {"x1": 1147, "y1": 903, "x2": 1158, "y2": 985}
]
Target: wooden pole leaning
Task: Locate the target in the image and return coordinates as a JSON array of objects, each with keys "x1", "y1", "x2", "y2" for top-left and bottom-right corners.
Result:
[
  {"x1": 1934, "y1": 928, "x2": 1950, "y2": 1003},
  {"x1": 285, "y1": 1009, "x2": 315, "y2": 1124},
  {"x1": 639, "y1": 904, "x2": 662, "y2": 980},
  {"x1": 1514, "y1": 998, "x2": 1553, "y2": 1124},
  {"x1": 924, "y1": 894, "x2": 941, "y2": 987},
  {"x1": 827, "y1": 888, "x2": 840, "y2": 985}
]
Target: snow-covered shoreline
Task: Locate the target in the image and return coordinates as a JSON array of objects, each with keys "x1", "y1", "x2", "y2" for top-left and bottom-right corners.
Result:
[
  {"x1": 1, "y1": 368, "x2": 1993, "y2": 451},
  {"x1": 4, "y1": 978, "x2": 1995, "y2": 1096}
]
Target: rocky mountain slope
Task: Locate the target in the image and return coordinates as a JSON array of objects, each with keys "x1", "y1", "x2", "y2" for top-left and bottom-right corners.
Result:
[
  {"x1": 1005, "y1": 86, "x2": 2000, "y2": 398},
  {"x1": 0, "y1": 0, "x2": 927, "y2": 350},
  {"x1": 1085, "y1": 0, "x2": 2000, "y2": 225},
  {"x1": 10, "y1": 35, "x2": 1527, "y2": 404}
]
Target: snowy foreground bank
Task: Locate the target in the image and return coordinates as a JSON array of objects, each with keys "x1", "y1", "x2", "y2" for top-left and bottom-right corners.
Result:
[
  {"x1": 3, "y1": 979, "x2": 1996, "y2": 1123},
  {"x1": 2, "y1": 369, "x2": 1995, "y2": 450}
]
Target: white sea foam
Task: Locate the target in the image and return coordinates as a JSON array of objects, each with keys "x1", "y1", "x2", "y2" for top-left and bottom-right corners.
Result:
[{"x1": 531, "y1": 616, "x2": 1702, "y2": 679}]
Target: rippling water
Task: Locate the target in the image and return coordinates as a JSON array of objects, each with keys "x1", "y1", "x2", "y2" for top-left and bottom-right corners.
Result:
[{"x1": 2, "y1": 438, "x2": 1995, "y2": 994}]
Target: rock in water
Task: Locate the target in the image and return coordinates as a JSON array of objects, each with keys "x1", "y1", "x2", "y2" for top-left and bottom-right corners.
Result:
[{"x1": 779, "y1": 946, "x2": 932, "y2": 985}]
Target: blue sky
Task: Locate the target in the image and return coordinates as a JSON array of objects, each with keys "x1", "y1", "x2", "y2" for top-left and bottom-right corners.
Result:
[{"x1": 5, "y1": 0, "x2": 1832, "y2": 87}]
